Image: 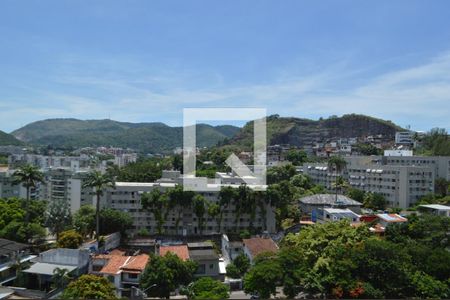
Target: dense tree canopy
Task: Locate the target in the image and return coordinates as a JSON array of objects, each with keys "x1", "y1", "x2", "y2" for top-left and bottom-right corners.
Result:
[
  {"x1": 186, "y1": 277, "x2": 230, "y2": 300},
  {"x1": 140, "y1": 252, "x2": 197, "y2": 299},
  {"x1": 0, "y1": 197, "x2": 46, "y2": 243},
  {"x1": 62, "y1": 274, "x2": 118, "y2": 299}
]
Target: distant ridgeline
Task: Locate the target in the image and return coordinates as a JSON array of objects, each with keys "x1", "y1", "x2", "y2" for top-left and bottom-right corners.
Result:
[{"x1": 9, "y1": 114, "x2": 403, "y2": 154}]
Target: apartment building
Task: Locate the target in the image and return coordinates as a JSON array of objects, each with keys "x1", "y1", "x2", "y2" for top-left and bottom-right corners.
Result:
[
  {"x1": 101, "y1": 171, "x2": 275, "y2": 235},
  {"x1": 302, "y1": 155, "x2": 445, "y2": 208}
]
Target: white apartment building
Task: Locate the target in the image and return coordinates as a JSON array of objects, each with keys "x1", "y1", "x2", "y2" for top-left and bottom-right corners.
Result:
[
  {"x1": 101, "y1": 172, "x2": 275, "y2": 236},
  {"x1": 395, "y1": 131, "x2": 415, "y2": 145},
  {"x1": 302, "y1": 155, "x2": 445, "y2": 208}
]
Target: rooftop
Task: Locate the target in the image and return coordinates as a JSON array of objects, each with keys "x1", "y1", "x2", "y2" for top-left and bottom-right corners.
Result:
[
  {"x1": 299, "y1": 194, "x2": 362, "y2": 206},
  {"x1": 187, "y1": 241, "x2": 214, "y2": 249},
  {"x1": 243, "y1": 237, "x2": 278, "y2": 258},
  {"x1": 0, "y1": 239, "x2": 29, "y2": 256},
  {"x1": 23, "y1": 262, "x2": 77, "y2": 276},
  {"x1": 419, "y1": 204, "x2": 450, "y2": 211},
  {"x1": 376, "y1": 213, "x2": 408, "y2": 223},
  {"x1": 188, "y1": 249, "x2": 218, "y2": 261},
  {"x1": 160, "y1": 245, "x2": 190, "y2": 261}
]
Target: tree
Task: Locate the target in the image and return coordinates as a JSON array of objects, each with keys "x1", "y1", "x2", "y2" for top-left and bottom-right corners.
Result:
[
  {"x1": 82, "y1": 171, "x2": 115, "y2": 240},
  {"x1": 52, "y1": 267, "x2": 72, "y2": 289},
  {"x1": 346, "y1": 188, "x2": 365, "y2": 203},
  {"x1": 327, "y1": 156, "x2": 347, "y2": 203},
  {"x1": 140, "y1": 252, "x2": 197, "y2": 299},
  {"x1": 62, "y1": 274, "x2": 118, "y2": 299},
  {"x1": 141, "y1": 189, "x2": 169, "y2": 235},
  {"x1": 267, "y1": 164, "x2": 296, "y2": 184},
  {"x1": 57, "y1": 230, "x2": 83, "y2": 249},
  {"x1": 331, "y1": 176, "x2": 349, "y2": 198},
  {"x1": 45, "y1": 199, "x2": 72, "y2": 240},
  {"x1": 363, "y1": 192, "x2": 387, "y2": 211},
  {"x1": 207, "y1": 202, "x2": 221, "y2": 233},
  {"x1": 226, "y1": 263, "x2": 241, "y2": 279},
  {"x1": 233, "y1": 253, "x2": 250, "y2": 275},
  {"x1": 73, "y1": 205, "x2": 95, "y2": 238},
  {"x1": 434, "y1": 177, "x2": 449, "y2": 196},
  {"x1": 168, "y1": 186, "x2": 195, "y2": 234},
  {"x1": 244, "y1": 255, "x2": 282, "y2": 299},
  {"x1": 192, "y1": 195, "x2": 207, "y2": 235},
  {"x1": 99, "y1": 208, "x2": 133, "y2": 236},
  {"x1": 285, "y1": 149, "x2": 307, "y2": 165},
  {"x1": 13, "y1": 164, "x2": 44, "y2": 224},
  {"x1": 188, "y1": 277, "x2": 230, "y2": 300}
]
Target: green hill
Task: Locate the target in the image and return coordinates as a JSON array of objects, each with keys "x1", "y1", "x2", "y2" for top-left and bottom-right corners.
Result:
[
  {"x1": 226, "y1": 114, "x2": 404, "y2": 149},
  {"x1": 12, "y1": 119, "x2": 240, "y2": 153},
  {"x1": 0, "y1": 130, "x2": 24, "y2": 146}
]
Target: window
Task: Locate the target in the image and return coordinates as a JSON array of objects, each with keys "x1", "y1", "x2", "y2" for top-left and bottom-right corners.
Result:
[
  {"x1": 128, "y1": 273, "x2": 138, "y2": 279},
  {"x1": 209, "y1": 264, "x2": 214, "y2": 269}
]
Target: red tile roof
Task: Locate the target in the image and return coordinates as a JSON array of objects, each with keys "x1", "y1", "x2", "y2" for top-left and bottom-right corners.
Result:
[
  {"x1": 99, "y1": 255, "x2": 130, "y2": 275},
  {"x1": 243, "y1": 237, "x2": 278, "y2": 258},
  {"x1": 121, "y1": 254, "x2": 149, "y2": 273},
  {"x1": 160, "y1": 245, "x2": 190, "y2": 261}
]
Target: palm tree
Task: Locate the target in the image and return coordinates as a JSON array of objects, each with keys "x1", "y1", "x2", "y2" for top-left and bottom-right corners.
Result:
[
  {"x1": 331, "y1": 176, "x2": 349, "y2": 204},
  {"x1": 141, "y1": 189, "x2": 169, "y2": 235},
  {"x1": 207, "y1": 202, "x2": 221, "y2": 233},
  {"x1": 192, "y1": 194, "x2": 207, "y2": 235},
  {"x1": 52, "y1": 267, "x2": 72, "y2": 289},
  {"x1": 327, "y1": 156, "x2": 347, "y2": 203},
  {"x1": 219, "y1": 186, "x2": 236, "y2": 232},
  {"x1": 13, "y1": 164, "x2": 45, "y2": 223},
  {"x1": 82, "y1": 171, "x2": 115, "y2": 241},
  {"x1": 168, "y1": 186, "x2": 195, "y2": 234}
]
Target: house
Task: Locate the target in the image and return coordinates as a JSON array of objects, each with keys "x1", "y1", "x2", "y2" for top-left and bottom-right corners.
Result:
[
  {"x1": 299, "y1": 194, "x2": 362, "y2": 215},
  {"x1": 159, "y1": 245, "x2": 190, "y2": 261},
  {"x1": 376, "y1": 213, "x2": 408, "y2": 228},
  {"x1": 242, "y1": 237, "x2": 278, "y2": 264},
  {"x1": 418, "y1": 204, "x2": 450, "y2": 217},
  {"x1": 22, "y1": 248, "x2": 89, "y2": 292},
  {"x1": 318, "y1": 208, "x2": 360, "y2": 223},
  {"x1": 90, "y1": 250, "x2": 149, "y2": 298},
  {"x1": 187, "y1": 242, "x2": 220, "y2": 280},
  {"x1": 0, "y1": 239, "x2": 35, "y2": 286},
  {"x1": 221, "y1": 234, "x2": 243, "y2": 261}
]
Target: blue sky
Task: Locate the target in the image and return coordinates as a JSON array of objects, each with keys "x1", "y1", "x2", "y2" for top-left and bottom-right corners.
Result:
[{"x1": 1, "y1": 1, "x2": 450, "y2": 132}]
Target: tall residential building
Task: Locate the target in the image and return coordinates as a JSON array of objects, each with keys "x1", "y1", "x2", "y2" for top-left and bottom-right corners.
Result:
[
  {"x1": 101, "y1": 171, "x2": 276, "y2": 236},
  {"x1": 302, "y1": 155, "x2": 449, "y2": 208}
]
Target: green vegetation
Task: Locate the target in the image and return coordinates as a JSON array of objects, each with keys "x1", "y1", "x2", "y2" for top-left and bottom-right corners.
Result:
[
  {"x1": 0, "y1": 130, "x2": 24, "y2": 146},
  {"x1": 11, "y1": 118, "x2": 239, "y2": 153},
  {"x1": 13, "y1": 164, "x2": 45, "y2": 225},
  {"x1": 186, "y1": 277, "x2": 230, "y2": 300},
  {"x1": 242, "y1": 216, "x2": 450, "y2": 299},
  {"x1": 57, "y1": 230, "x2": 83, "y2": 249},
  {"x1": 0, "y1": 197, "x2": 46, "y2": 243},
  {"x1": 82, "y1": 171, "x2": 115, "y2": 240},
  {"x1": 62, "y1": 274, "x2": 118, "y2": 299},
  {"x1": 225, "y1": 114, "x2": 401, "y2": 150},
  {"x1": 415, "y1": 128, "x2": 450, "y2": 156},
  {"x1": 226, "y1": 253, "x2": 250, "y2": 278},
  {"x1": 107, "y1": 157, "x2": 172, "y2": 182},
  {"x1": 140, "y1": 252, "x2": 197, "y2": 299},
  {"x1": 45, "y1": 198, "x2": 72, "y2": 240}
]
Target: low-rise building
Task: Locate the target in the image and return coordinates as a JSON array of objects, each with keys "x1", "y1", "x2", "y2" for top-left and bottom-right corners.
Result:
[
  {"x1": 242, "y1": 237, "x2": 278, "y2": 264},
  {"x1": 187, "y1": 242, "x2": 220, "y2": 280},
  {"x1": 0, "y1": 239, "x2": 35, "y2": 285},
  {"x1": 299, "y1": 194, "x2": 362, "y2": 214},
  {"x1": 317, "y1": 208, "x2": 360, "y2": 223},
  {"x1": 418, "y1": 204, "x2": 450, "y2": 217},
  {"x1": 90, "y1": 250, "x2": 149, "y2": 298}
]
